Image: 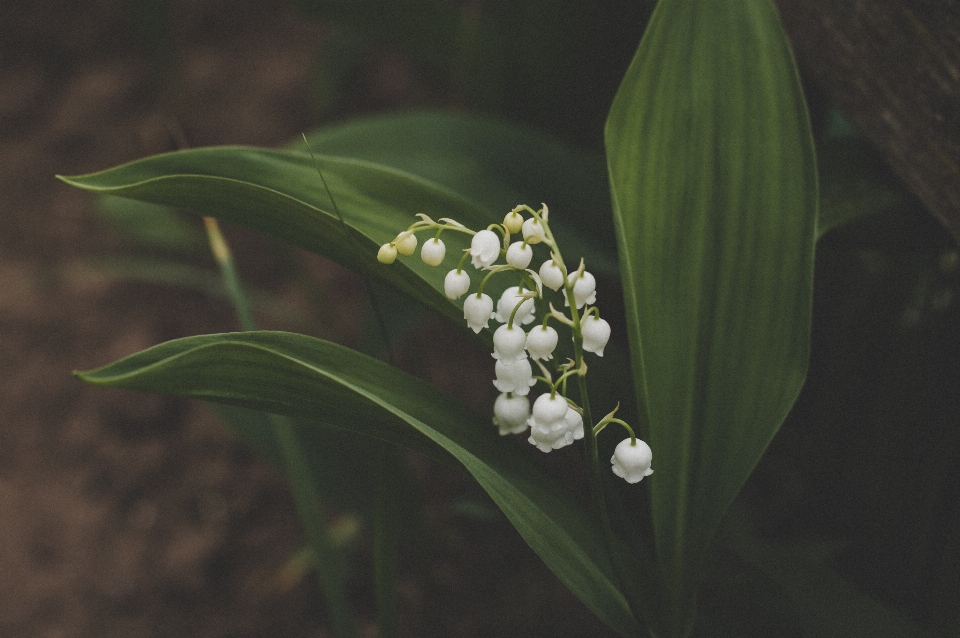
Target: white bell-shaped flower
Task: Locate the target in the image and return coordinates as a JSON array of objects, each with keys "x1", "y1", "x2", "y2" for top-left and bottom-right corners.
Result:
[
  {"x1": 494, "y1": 286, "x2": 536, "y2": 325},
  {"x1": 470, "y1": 229, "x2": 501, "y2": 268},
  {"x1": 463, "y1": 293, "x2": 494, "y2": 333},
  {"x1": 527, "y1": 402, "x2": 583, "y2": 452},
  {"x1": 506, "y1": 241, "x2": 533, "y2": 269},
  {"x1": 395, "y1": 231, "x2": 417, "y2": 256},
  {"x1": 581, "y1": 315, "x2": 611, "y2": 356},
  {"x1": 377, "y1": 243, "x2": 398, "y2": 264},
  {"x1": 539, "y1": 259, "x2": 564, "y2": 291},
  {"x1": 492, "y1": 392, "x2": 530, "y2": 435},
  {"x1": 611, "y1": 438, "x2": 654, "y2": 483},
  {"x1": 565, "y1": 270, "x2": 597, "y2": 308},
  {"x1": 444, "y1": 269, "x2": 471, "y2": 299},
  {"x1": 525, "y1": 325, "x2": 558, "y2": 361},
  {"x1": 421, "y1": 238, "x2": 446, "y2": 266},
  {"x1": 492, "y1": 324, "x2": 527, "y2": 362},
  {"x1": 521, "y1": 217, "x2": 546, "y2": 244},
  {"x1": 493, "y1": 358, "x2": 536, "y2": 395}
]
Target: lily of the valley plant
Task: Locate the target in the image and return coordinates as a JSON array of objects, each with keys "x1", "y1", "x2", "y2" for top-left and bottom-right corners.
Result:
[
  {"x1": 60, "y1": 0, "x2": 822, "y2": 636},
  {"x1": 378, "y1": 203, "x2": 653, "y2": 480}
]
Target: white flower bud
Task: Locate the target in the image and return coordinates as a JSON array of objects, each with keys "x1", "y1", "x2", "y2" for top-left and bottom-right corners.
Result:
[
  {"x1": 377, "y1": 243, "x2": 398, "y2": 264},
  {"x1": 503, "y1": 210, "x2": 524, "y2": 234},
  {"x1": 395, "y1": 231, "x2": 417, "y2": 256},
  {"x1": 539, "y1": 259, "x2": 564, "y2": 291},
  {"x1": 505, "y1": 241, "x2": 533, "y2": 269},
  {"x1": 493, "y1": 392, "x2": 530, "y2": 435},
  {"x1": 581, "y1": 315, "x2": 611, "y2": 356},
  {"x1": 525, "y1": 325, "x2": 558, "y2": 361},
  {"x1": 611, "y1": 438, "x2": 653, "y2": 483},
  {"x1": 493, "y1": 358, "x2": 535, "y2": 395},
  {"x1": 421, "y1": 238, "x2": 446, "y2": 266},
  {"x1": 463, "y1": 293, "x2": 494, "y2": 333},
  {"x1": 521, "y1": 217, "x2": 546, "y2": 244},
  {"x1": 444, "y1": 269, "x2": 471, "y2": 299},
  {"x1": 494, "y1": 286, "x2": 536, "y2": 325},
  {"x1": 492, "y1": 324, "x2": 527, "y2": 362},
  {"x1": 565, "y1": 270, "x2": 597, "y2": 308},
  {"x1": 470, "y1": 229, "x2": 501, "y2": 268}
]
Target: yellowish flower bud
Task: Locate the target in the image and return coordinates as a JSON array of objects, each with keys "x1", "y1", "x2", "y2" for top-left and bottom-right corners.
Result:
[
  {"x1": 503, "y1": 210, "x2": 524, "y2": 234},
  {"x1": 377, "y1": 243, "x2": 398, "y2": 264}
]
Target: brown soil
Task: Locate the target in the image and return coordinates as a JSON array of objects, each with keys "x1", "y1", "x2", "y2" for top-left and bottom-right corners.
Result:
[{"x1": 0, "y1": 2, "x2": 614, "y2": 637}]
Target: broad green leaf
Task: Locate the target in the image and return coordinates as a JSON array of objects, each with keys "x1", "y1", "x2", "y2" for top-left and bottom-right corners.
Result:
[
  {"x1": 76, "y1": 331, "x2": 641, "y2": 637},
  {"x1": 299, "y1": 111, "x2": 617, "y2": 274},
  {"x1": 60, "y1": 119, "x2": 615, "y2": 335},
  {"x1": 60, "y1": 148, "x2": 490, "y2": 330},
  {"x1": 605, "y1": 0, "x2": 817, "y2": 634}
]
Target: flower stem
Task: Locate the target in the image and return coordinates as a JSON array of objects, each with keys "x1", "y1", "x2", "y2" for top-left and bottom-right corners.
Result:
[{"x1": 539, "y1": 217, "x2": 647, "y2": 632}]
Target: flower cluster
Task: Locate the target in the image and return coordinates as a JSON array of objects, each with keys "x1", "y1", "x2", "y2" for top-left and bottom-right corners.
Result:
[{"x1": 378, "y1": 205, "x2": 652, "y2": 483}]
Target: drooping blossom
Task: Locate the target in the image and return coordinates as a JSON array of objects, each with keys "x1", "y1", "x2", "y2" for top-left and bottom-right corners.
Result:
[
  {"x1": 581, "y1": 315, "x2": 611, "y2": 356},
  {"x1": 421, "y1": 238, "x2": 446, "y2": 266},
  {"x1": 470, "y1": 230, "x2": 501, "y2": 268},
  {"x1": 611, "y1": 438, "x2": 654, "y2": 483},
  {"x1": 493, "y1": 392, "x2": 530, "y2": 435}
]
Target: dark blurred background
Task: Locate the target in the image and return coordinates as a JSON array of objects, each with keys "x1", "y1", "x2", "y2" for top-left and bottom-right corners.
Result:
[{"x1": 0, "y1": 0, "x2": 958, "y2": 636}]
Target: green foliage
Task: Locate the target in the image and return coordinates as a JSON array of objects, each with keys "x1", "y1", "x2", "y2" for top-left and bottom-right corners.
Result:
[
  {"x1": 60, "y1": 118, "x2": 613, "y2": 338},
  {"x1": 605, "y1": 0, "x2": 816, "y2": 632},
  {"x1": 76, "y1": 331, "x2": 640, "y2": 637},
  {"x1": 300, "y1": 111, "x2": 617, "y2": 275},
  {"x1": 60, "y1": 147, "x2": 489, "y2": 330},
  {"x1": 62, "y1": 1, "x2": 949, "y2": 635}
]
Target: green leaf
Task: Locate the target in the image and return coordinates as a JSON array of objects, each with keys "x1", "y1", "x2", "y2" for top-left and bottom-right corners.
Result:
[
  {"x1": 59, "y1": 115, "x2": 616, "y2": 335},
  {"x1": 60, "y1": 148, "x2": 489, "y2": 330},
  {"x1": 76, "y1": 331, "x2": 641, "y2": 637},
  {"x1": 605, "y1": 0, "x2": 817, "y2": 634},
  {"x1": 300, "y1": 111, "x2": 616, "y2": 274}
]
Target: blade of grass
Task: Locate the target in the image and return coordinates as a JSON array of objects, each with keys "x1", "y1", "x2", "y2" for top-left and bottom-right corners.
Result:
[{"x1": 202, "y1": 217, "x2": 256, "y2": 331}]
